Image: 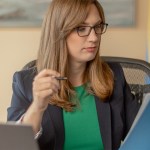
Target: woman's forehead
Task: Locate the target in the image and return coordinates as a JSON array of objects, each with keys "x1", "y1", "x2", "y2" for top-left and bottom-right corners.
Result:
[{"x1": 83, "y1": 4, "x2": 101, "y2": 25}]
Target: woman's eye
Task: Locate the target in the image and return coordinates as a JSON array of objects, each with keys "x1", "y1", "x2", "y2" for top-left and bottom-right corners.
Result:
[
  {"x1": 78, "y1": 27, "x2": 86, "y2": 32},
  {"x1": 95, "y1": 24, "x2": 102, "y2": 29},
  {"x1": 95, "y1": 24, "x2": 103, "y2": 31}
]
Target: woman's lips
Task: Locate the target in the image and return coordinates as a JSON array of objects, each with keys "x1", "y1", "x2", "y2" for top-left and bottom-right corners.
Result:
[{"x1": 84, "y1": 47, "x2": 96, "y2": 52}]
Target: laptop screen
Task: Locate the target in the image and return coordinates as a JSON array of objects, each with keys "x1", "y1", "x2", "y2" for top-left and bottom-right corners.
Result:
[
  {"x1": 0, "y1": 123, "x2": 39, "y2": 150},
  {"x1": 119, "y1": 94, "x2": 150, "y2": 150}
]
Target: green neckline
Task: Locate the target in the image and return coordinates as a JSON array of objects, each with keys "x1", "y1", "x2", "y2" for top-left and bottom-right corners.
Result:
[{"x1": 74, "y1": 84, "x2": 84, "y2": 89}]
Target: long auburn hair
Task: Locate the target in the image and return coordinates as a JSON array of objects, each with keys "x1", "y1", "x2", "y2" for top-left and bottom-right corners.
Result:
[{"x1": 37, "y1": 0, "x2": 114, "y2": 111}]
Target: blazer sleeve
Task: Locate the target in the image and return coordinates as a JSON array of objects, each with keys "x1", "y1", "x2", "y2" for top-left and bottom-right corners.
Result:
[{"x1": 7, "y1": 70, "x2": 33, "y2": 121}]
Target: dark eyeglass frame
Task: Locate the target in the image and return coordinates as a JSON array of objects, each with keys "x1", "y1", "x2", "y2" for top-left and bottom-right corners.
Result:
[{"x1": 75, "y1": 22, "x2": 108, "y2": 37}]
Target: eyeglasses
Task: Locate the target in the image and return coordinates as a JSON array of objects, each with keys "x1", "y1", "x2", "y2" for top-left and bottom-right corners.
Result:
[{"x1": 75, "y1": 23, "x2": 108, "y2": 37}]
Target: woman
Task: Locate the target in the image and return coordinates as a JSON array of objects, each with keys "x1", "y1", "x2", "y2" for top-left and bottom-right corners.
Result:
[{"x1": 7, "y1": 0, "x2": 140, "y2": 150}]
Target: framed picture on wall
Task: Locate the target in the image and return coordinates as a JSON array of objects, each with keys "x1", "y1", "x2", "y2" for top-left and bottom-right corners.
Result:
[
  {"x1": 0, "y1": 0, "x2": 50, "y2": 27},
  {"x1": 0, "y1": 0, "x2": 136, "y2": 27},
  {"x1": 100, "y1": 0, "x2": 136, "y2": 27}
]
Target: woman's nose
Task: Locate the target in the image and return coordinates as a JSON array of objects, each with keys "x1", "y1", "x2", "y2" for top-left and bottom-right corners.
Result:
[{"x1": 87, "y1": 28, "x2": 99, "y2": 42}]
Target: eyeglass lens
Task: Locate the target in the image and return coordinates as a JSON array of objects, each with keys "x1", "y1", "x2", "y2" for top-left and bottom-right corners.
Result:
[{"x1": 77, "y1": 23, "x2": 108, "y2": 37}]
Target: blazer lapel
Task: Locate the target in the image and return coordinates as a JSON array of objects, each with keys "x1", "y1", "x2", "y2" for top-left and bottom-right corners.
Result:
[
  {"x1": 95, "y1": 96, "x2": 112, "y2": 150},
  {"x1": 47, "y1": 105, "x2": 64, "y2": 150}
]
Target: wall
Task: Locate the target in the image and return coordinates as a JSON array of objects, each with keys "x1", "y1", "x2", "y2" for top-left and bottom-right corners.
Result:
[
  {"x1": 101, "y1": 0, "x2": 148, "y2": 59},
  {"x1": 0, "y1": 0, "x2": 148, "y2": 122}
]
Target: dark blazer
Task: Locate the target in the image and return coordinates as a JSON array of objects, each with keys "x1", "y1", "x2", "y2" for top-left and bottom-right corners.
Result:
[{"x1": 7, "y1": 63, "x2": 140, "y2": 150}]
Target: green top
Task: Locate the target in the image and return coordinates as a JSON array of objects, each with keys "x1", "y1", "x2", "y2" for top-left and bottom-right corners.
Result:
[{"x1": 63, "y1": 85, "x2": 104, "y2": 150}]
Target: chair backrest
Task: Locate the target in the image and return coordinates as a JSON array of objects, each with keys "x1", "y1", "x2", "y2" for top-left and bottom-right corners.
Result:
[
  {"x1": 23, "y1": 57, "x2": 150, "y2": 104},
  {"x1": 102, "y1": 56, "x2": 150, "y2": 104}
]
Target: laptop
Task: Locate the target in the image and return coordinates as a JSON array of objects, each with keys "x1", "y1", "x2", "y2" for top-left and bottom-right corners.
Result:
[
  {"x1": 0, "y1": 123, "x2": 39, "y2": 150},
  {"x1": 119, "y1": 94, "x2": 150, "y2": 150}
]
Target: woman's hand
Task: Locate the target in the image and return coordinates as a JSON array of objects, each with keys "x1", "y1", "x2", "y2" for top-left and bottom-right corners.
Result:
[
  {"x1": 22, "y1": 69, "x2": 60, "y2": 134},
  {"x1": 32, "y1": 69, "x2": 60, "y2": 111}
]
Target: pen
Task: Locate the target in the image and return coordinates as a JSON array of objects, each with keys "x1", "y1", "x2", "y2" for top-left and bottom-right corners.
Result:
[{"x1": 55, "y1": 77, "x2": 67, "y2": 80}]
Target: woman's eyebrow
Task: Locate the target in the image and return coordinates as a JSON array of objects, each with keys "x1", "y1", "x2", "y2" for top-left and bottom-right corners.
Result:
[
  {"x1": 80, "y1": 20, "x2": 102, "y2": 26},
  {"x1": 95, "y1": 20, "x2": 102, "y2": 25}
]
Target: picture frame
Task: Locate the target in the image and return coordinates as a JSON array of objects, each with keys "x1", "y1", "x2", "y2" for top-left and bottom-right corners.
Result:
[
  {"x1": 100, "y1": 0, "x2": 136, "y2": 27},
  {"x1": 0, "y1": 0, "x2": 136, "y2": 27}
]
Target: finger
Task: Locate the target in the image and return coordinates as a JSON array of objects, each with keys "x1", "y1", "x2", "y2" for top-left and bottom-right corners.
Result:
[
  {"x1": 33, "y1": 76, "x2": 60, "y2": 89},
  {"x1": 35, "y1": 76, "x2": 57, "y2": 84},
  {"x1": 34, "y1": 69, "x2": 60, "y2": 80},
  {"x1": 33, "y1": 82, "x2": 60, "y2": 92},
  {"x1": 34, "y1": 88, "x2": 57, "y2": 100}
]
